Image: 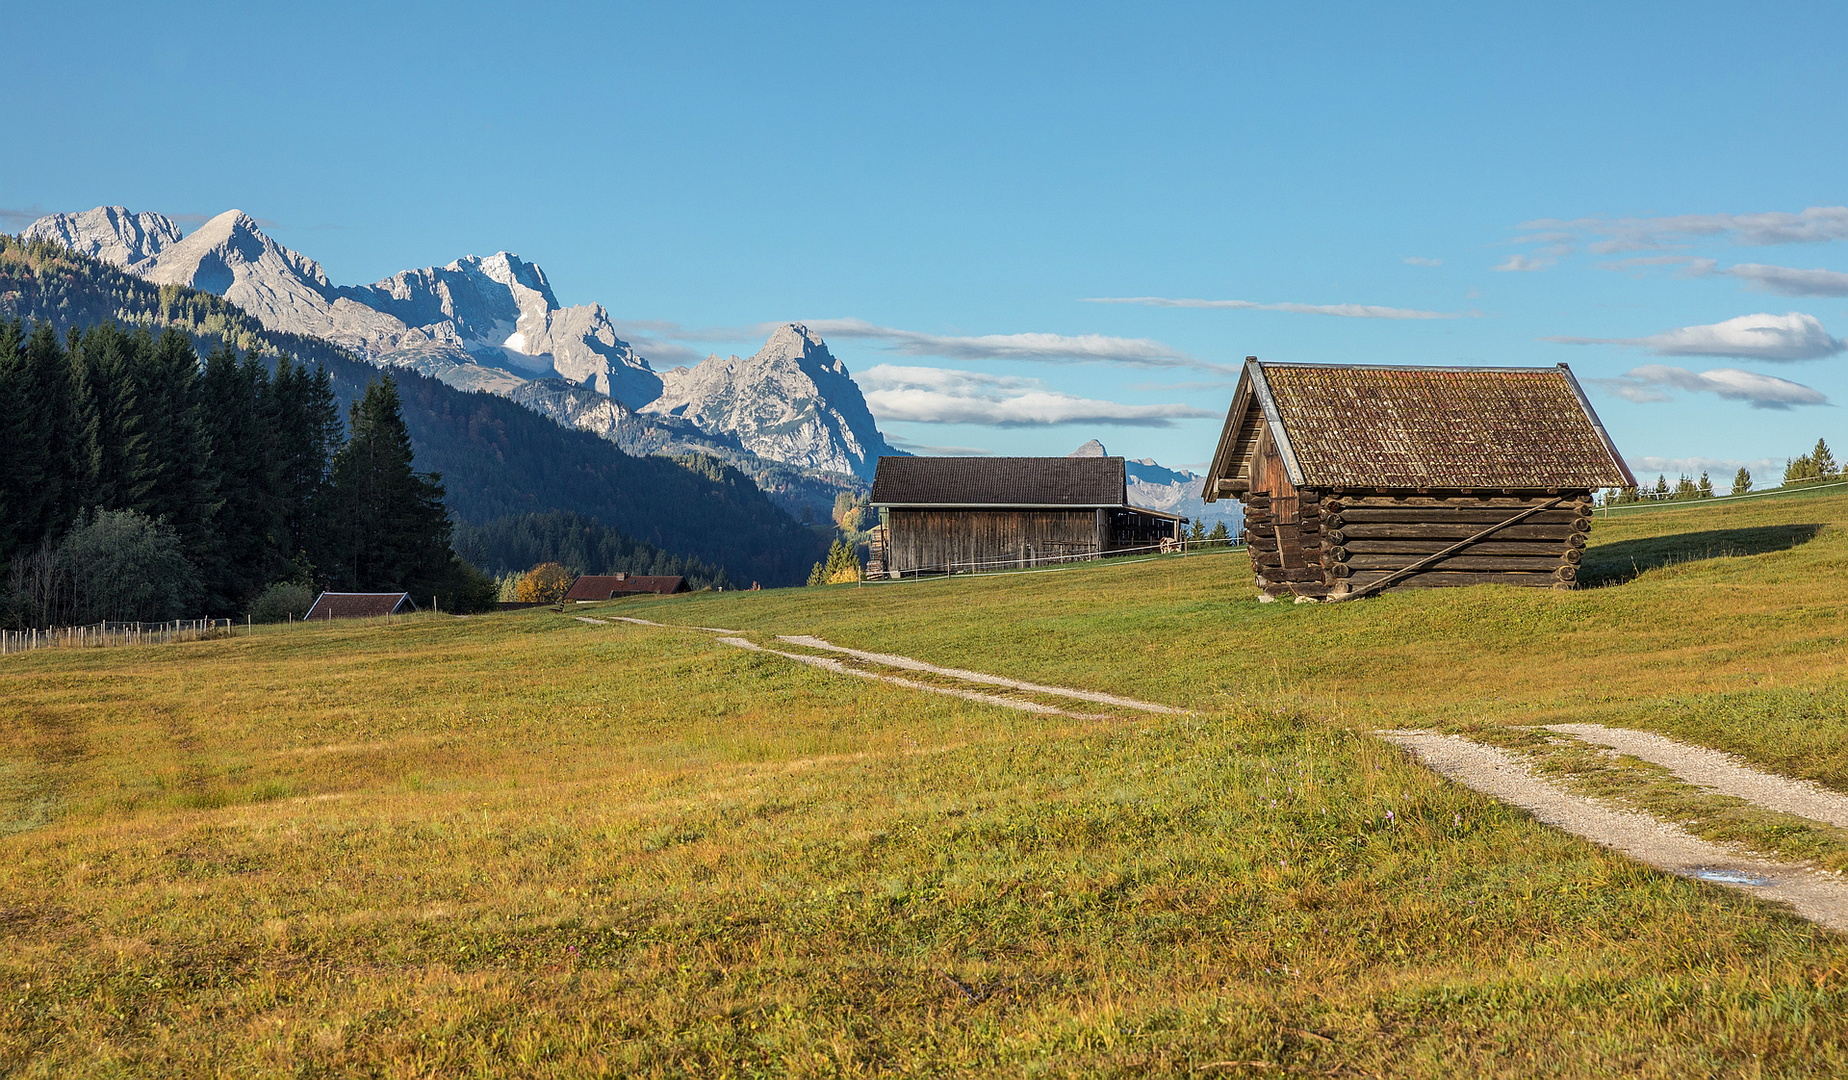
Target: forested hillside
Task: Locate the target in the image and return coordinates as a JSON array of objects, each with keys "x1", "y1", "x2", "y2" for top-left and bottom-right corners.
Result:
[
  {"x1": 453, "y1": 511, "x2": 730, "y2": 590},
  {"x1": 0, "y1": 237, "x2": 829, "y2": 586}
]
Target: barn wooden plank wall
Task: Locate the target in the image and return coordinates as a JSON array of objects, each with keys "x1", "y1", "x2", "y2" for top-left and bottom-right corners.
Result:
[
  {"x1": 1242, "y1": 490, "x2": 1592, "y2": 598},
  {"x1": 885, "y1": 509, "x2": 1102, "y2": 574}
]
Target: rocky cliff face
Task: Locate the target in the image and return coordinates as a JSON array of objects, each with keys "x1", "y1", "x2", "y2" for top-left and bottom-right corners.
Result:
[
  {"x1": 23, "y1": 206, "x2": 898, "y2": 490},
  {"x1": 22, "y1": 206, "x2": 183, "y2": 266},
  {"x1": 643, "y1": 324, "x2": 895, "y2": 479},
  {"x1": 23, "y1": 207, "x2": 660, "y2": 407},
  {"x1": 1066, "y1": 441, "x2": 1242, "y2": 529}
]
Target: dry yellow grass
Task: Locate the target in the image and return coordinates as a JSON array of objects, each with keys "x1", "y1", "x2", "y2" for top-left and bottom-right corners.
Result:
[{"x1": 3, "y1": 489, "x2": 1848, "y2": 1075}]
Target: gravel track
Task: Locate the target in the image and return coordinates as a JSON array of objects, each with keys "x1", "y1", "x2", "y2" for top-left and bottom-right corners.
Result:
[
  {"x1": 1380, "y1": 730, "x2": 1848, "y2": 932},
  {"x1": 1546, "y1": 723, "x2": 1848, "y2": 829}
]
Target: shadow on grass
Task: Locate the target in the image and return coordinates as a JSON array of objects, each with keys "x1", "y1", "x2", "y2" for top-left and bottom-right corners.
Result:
[{"x1": 1579, "y1": 524, "x2": 1824, "y2": 587}]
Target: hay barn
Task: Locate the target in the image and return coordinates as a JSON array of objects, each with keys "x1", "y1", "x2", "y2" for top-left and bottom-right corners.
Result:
[
  {"x1": 304, "y1": 592, "x2": 419, "y2": 619},
  {"x1": 562, "y1": 573, "x2": 689, "y2": 600},
  {"x1": 869, "y1": 456, "x2": 1183, "y2": 577},
  {"x1": 1200, "y1": 359, "x2": 1634, "y2": 600}
]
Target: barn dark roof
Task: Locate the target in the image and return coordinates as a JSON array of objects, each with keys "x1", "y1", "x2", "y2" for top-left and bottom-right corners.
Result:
[
  {"x1": 1204, "y1": 361, "x2": 1634, "y2": 495},
  {"x1": 563, "y1": 574, "x2": 688, "y2": 600},
  {"x1": 870, "y1": 456, "x2": 1129, "y2": 507},
  {"x1": 305, "y1": 592, "x2": 417, "y2": 619}
]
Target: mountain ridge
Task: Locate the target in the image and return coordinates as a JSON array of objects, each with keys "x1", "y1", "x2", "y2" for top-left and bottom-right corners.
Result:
[{"x1": 22, "y1": 206, "x2": 899, "y2": 486}]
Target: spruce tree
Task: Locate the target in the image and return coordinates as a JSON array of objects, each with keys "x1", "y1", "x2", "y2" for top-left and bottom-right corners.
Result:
[
  {"x1": 318, "y1": 376, "x2": 451, "y2": 592},
  {"x1": 1697, "y1": 472, "x2": 1713, "y2": 498},
  {"x1": 71, "y1": 324, "x2": 155, "y2": 514},
  {"x1": 0, "y1": 321, "x2": 42, "y2": 563},
  {"x1": 1732, "y1": 467, "x2": 1752, "y2": 496},
  {"x1": 134, "y1": 329, "x2": 216, "y2": 555},
  {"x1": 1814, "y1": 438, "x2": 1838, "y2": 478},
  {"x1": 197, "y1": 341, "x2": 272, "y2": 610}
]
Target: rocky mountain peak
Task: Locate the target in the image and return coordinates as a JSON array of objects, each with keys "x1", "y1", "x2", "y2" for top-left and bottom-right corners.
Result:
[
  {"x1": 643, "y1": 324, "x2": 896, "y2": 479},
  {"x1": 1068, "y1": 439, "x2": 1109, "y2": 457},
  {"x1": 21, "y1": 206, "x2": 183, "y2": 266},
  {"x1": 457, "y1": 252, "x2": 560, "y2": 309}
]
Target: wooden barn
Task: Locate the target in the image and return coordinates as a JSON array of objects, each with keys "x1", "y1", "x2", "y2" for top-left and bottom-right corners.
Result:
[
  {"x1": 562, "y1": 573, "x2": 689, "y2": 600},
  {"x1": 1201, "y1": 359, "x2": 1634, "y2": 600},
  {"x1": 869, "y1": 456, "x2": 1183, "y2": 577}
]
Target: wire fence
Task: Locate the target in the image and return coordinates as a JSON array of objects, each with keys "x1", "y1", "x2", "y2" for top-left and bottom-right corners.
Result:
[
  {"x1": 869, "y1": 535, "x2": 1243, "y2": 581},
  {"x1": 0, "y1": 618, "x2": 236, "y2": 656}
]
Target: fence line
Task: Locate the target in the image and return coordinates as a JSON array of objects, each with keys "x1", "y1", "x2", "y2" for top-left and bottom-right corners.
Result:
[
  {"x1": 868, "y1": 536, "x2": 1242, "y2": 582},
  {"x1": 0, "y1": 618, "x2": 233, "y2": 657}
]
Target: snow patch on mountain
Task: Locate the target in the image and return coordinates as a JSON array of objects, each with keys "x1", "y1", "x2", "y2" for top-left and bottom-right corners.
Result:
[{"x1": 1067, "y1": 440, "x2": 1241, "y2": 529}]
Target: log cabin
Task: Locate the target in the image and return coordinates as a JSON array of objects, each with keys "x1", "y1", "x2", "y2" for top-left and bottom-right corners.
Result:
[
  {"x1": 1200, "y1": 359, "x2": 1635, "y2": 600},
  {"x1": 869, "y1": 456, "x2": 1184, "y2": 577}
]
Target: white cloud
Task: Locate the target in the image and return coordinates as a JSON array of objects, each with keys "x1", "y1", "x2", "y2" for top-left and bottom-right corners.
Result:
[
  {"x1": 801, "y1": 317, "x2": 1218, "y2": 370},
  {"x1": 858, "y1": 365, "x2": 1217, "y2": 428},
  {"x1": 1546, "y1": 312, "x2": 1846, "y2": 361},
  {"x1": 1492, "y1": 254, "x2": 1554, "y2": 272},
  {"x1": 1082, "y1": 296, "x2": 1465, "y2": 319},
  {"x1": 1630, "y1": 455, "x2": 1783, "y2": 480},
  {"x1": 1589, "y1": 365, "x2": 1828, "y2": 410},
  {"x1": 1520, "y1": 205, "x2": 1848, "y2": 254},
  {"x1": 1725, "y1": 263, "x2": 1848, "y2": 298},
  {"x1": 1403, "y1": 256, "x2": 1442, "y2": 267}
]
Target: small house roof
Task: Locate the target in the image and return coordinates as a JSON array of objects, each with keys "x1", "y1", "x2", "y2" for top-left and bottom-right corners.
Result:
[
  {"x1": 305, "y1": 592, "x2": 417, "y2": 619},
  {"x1": 1203, "y1": 360, "x2": 1634, "y2": 497},
  {"x1": 870, "y1": 456, "x2": 1129, "y2": 508},
  {"x1": 563, "y1": 574, "x2": 687, "y2": 600}
]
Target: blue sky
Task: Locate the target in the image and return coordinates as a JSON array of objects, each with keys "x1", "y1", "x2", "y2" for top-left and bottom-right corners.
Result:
[{"x1": 7, "y1": 2, "x2": 1848, "y2": 479}]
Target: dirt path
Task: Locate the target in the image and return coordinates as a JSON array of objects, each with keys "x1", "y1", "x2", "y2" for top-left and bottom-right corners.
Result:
[
  {"x1": 1546, "y1": 723, "x2": 1848, "y2": 829},
  {"x1": 715, "y1": 637, "x2": 1111, "y2": 719},
  {"x1": 775, "y1": 635, "x2": 1182, "y2": 714},
  {"x1": 1380, "y1": 730, "x2": 1848, "y2": 932}
]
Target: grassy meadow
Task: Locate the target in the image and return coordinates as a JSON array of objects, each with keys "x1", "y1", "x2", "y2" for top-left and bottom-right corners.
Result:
[{"x1": 4, "y1": 489, "x2": 1848, "y2": 1075}]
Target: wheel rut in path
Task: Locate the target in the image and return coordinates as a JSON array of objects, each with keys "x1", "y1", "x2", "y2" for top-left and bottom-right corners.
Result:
[
  {"x1": 1381, "y1": 730, "x2": 1848, "y2": 933},
  {"x1": 1546, "y1": 723, "x2": 1848, "y2": 829}
]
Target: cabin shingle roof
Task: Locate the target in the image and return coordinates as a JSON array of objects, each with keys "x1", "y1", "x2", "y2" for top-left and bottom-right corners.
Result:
[
  {"x1": 1212, "y1": 362, "x2": 1633, "y2": 491},
  {"x1": 870, "y1": 456, "x2": 1129, "y2": 507},
  {"x1": 563, "y1": 574, "x2": 687, "y2": 600}
]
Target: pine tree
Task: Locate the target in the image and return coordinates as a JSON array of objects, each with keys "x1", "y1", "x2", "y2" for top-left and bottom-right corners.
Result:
[
  {"x1": 264, "y1": 354, "x2": 341, "y2": 566},
  {"x1": 1732, "y1": 467, "x2": 1752, "y2": 496},
  {"x1": 1188, "y1": 518, "x2": 1207, "y2": 541},
  {"x1": 317, "y1": 376, "x2": 451, "y2": 592},
  {"x1": 70, "y1": 324, "x2": 155, "y2": 514},
  {"x1": 1653, "y1": 475, "x2": 1670, "y2": 497},
  {"x1": 197, "y1": 341, "x2": 272, "y2": 610},
  {"x1": 1208, "y1": 521, "x2": 1230, "y2": 541},
  {"x1": 1697, "y1": 472, "x2": 1713, "y2": 498},
  {"x1": 133, "y1": 329, "x2": 216, "y2": 555},
  {"x1": 1813, "y1": 438, "x2": 1838, "y2": 478}
]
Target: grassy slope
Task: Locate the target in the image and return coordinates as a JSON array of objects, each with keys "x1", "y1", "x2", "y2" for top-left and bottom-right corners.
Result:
[{"x1": 2, "y1": 490, "x2": 1847, "y2": 1075}]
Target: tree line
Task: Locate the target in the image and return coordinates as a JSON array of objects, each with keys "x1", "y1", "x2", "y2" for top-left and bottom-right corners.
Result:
[
  {"x1": 1606, "y1": 437, "x2": 1840, "y2": 505},
  {"x1": 0, "y1": 236, "x2": 832, "y2": 587},
  {"x1": 0, "y1": 318, "x2": 494, "y2": 627},
  {"x1": 453, "y1": 510, "x2": 732, "y2": 591}
]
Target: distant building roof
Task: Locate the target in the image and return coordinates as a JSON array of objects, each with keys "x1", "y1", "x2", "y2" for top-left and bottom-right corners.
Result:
[
  {"x1": 305, "y1": 592, "x2": 418, "y2": 619},
  {"x1": 870, "y1": 456, "x2": 1130, "y2": 508},
  {"x1": 563, "y1": 574, "x2": 688, "y2": 600},
  {"x1": 1204, "y1": 361, "x2": 1634, "y2": 496}
]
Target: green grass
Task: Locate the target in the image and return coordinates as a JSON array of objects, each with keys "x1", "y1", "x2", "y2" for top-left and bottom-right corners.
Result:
[{"x1": 5, "y1": 490, "x2": 1848, "y2": 1075}]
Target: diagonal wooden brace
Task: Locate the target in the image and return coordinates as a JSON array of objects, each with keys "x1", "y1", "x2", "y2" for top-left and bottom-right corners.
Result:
[{"x1": 1327, "y1": 496, "x2": 1568, "y2": 602}]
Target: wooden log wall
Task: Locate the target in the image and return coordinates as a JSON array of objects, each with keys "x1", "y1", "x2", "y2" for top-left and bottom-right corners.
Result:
[
  {"x1": 1319, "y1": 492, "x2": 1593, "y2": 596},
  {"x1": 1240, "y1": 491, "x2": 1330, "y2": 599}
]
